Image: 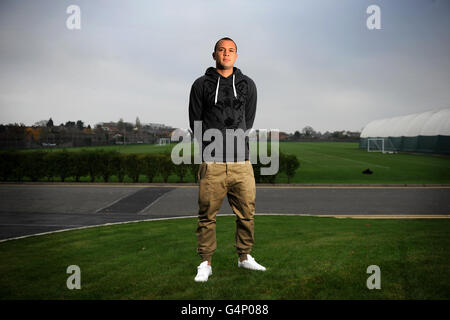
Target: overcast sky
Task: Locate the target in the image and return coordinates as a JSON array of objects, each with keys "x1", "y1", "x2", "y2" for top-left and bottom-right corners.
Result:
[{"x1": 1, "y1": 0, "x2": 449, "y2": 133}]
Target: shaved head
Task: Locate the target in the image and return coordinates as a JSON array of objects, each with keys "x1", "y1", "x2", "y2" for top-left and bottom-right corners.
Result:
[{"x1": 214, "y1": 37, "x2": 237, "y2": 53}]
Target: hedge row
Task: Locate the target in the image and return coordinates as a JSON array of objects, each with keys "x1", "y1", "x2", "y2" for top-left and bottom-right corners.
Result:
[{"x1": 0, "y1": 149, "x2": 300, "y2": 183}]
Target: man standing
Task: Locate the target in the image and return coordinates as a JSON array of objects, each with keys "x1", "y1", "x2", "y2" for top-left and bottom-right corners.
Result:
[{"x1": 189, "y1": 37, "x2": 266, "y2": 282}]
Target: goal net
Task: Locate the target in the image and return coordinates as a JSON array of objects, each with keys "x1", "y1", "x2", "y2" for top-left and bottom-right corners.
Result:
[
  {"x1": 367, "y1": 138, "x2": 397, "y2": 154},
  {"x1": 158, "y1": 138, "x2": 171, "y2": 146}
]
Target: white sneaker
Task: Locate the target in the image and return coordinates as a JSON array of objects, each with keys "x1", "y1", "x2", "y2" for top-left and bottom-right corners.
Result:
[
  {"x1": 194, "y1": 261, "x2": 212, "y2": 282},
  {"x1": 238, "y1": 254, "x2": 266, "y2": 271}
]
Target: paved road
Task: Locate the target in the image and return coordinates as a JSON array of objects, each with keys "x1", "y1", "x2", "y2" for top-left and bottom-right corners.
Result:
[{"x1": 0, "y1": 183, "x2": 449, "y2": 241}]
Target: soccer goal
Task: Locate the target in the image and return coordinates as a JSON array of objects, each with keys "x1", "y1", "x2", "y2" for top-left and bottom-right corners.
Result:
[
  {"x1": 367, "y1": 138, "x2": 397, "y2": 154},
  {"x1": 158, "y1": 138, "x2": 171, "y2": 146}
]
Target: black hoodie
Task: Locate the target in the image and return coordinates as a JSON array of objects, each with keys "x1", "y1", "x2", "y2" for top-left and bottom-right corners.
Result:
[{"x1": 189, "y1": 66, "x2": 257, "y2": 162}]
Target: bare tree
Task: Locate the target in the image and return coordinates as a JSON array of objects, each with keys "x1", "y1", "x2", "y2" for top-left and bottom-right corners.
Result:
[{"x1": 302, "y1": 126, "x2": 315, "y2": 137}]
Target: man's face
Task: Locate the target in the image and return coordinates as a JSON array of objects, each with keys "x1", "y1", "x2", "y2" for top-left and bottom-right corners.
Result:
[{"x1": 213, "y1": 40, "x2": 238, "y2": 70}]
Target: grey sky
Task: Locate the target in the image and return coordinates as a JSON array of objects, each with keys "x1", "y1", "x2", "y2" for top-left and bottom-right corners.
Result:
[{"x1": 1, "y1": 0, "x2": 449, "y2": 133}]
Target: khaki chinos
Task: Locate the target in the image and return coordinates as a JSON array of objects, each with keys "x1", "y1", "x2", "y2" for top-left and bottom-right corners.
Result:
[{"x1": 196, "y1": 160, "x2": 256, "y2": 262}]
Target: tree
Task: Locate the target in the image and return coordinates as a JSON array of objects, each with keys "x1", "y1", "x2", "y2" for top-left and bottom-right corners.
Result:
[
  {"x1": 142, "y1": 154, "x2": 160, "y2": 182},
  {"x1": 124, "y1": 122, "x2": 134, "y2": 133},
  {"x1": 25, "y1": 127, "x2": 42, "y2": 142},
  {"x1": 97, "y1": 150, "x2": 116, "y2": 182},
  {"x1": 301, "y1": 126, "x2": 315, "y2": 137},
  {"x1": 124, "y1": 153, "x2": 143, "y2": 182},
  {"x1": 189, "y1": 153, "x2": 200, "y2": 183},
  {"x1": 22, "y1": 151, "x2": 46, "y2": 181},
  {"x1": 76, "y1": 120, "x2": 84, "y2": 131},
  {"x1": 84, "y1": 150, "x2": 100, "y2": 182},
  {"x1": 158, "y1": 153, "x2": 173, "y2": 183},
  {"x1": 284, "y1": 154, "x2": 300, "y2": 184},
  {"x1": 46, "y1": 118, "x2": 54, "y2": 127},
  {"x1": 53, "y1": 149, "x2": 71, "y2": 182},
  {"x1": 69, "y1": 151, "x2": 89, "y2": 182},
  {"x1": 110, "y1": 152, "x2": 126, "y2": 182},
  {"x1": 117, "y1": 118, "x2": 125, "y2": 131},
  {"x1": 34, "y1": 120, "x2": 48, "y2": 127},
  {"x1": 135, "y1": 117, "x2": 142, "y2": 130},
  {"x1": 65, "y1": 121, "x2": 76, "y2": 128}
]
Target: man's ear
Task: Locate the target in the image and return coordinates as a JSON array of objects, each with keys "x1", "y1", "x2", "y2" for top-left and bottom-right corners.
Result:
[{"x1": 212, "y1": 52, "x2": 216, "y2": 60}]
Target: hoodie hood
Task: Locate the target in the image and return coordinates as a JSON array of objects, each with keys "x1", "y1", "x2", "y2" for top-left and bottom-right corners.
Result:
[{"x1": 205, "y1": 67, "x2": 243, "y2": 105}]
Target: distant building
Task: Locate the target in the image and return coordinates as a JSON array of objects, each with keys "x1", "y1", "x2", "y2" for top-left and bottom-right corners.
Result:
[{"x1": 360, "y1": 108, "x2": 450, "y2": 154}]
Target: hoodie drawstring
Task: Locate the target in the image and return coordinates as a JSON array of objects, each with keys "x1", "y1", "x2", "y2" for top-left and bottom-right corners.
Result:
[
  {"x1": 214, "y1": 76, "x2": 220, "y2": 105},
  {"x1": 214, "y1": 74, "x2": 238, "y2": 105},
  {"x1": 232, "y1": 74, "x2": 237, "y2": 99}
]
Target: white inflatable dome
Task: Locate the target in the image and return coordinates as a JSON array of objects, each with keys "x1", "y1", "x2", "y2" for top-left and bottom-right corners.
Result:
[{"x1": 361, "y1": 108, "x2": 450, "y2": 138}]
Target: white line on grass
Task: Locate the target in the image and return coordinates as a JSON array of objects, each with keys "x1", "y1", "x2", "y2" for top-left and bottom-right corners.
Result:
[
  {"x1": 0, "y1": 215, "x2": 199, "y2": 244},
  {"x1": 0, "y1": 213, "x2": 449, "y2": 244}
]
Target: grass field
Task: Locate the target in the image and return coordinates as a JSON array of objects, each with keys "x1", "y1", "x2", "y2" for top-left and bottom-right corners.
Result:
[
  {"x1": 1, "y1": 215, "x2": 449, "y2": 300},
  {"x1": 17, "y1": 142, "x2": 450, "y2": 184},
  {"x1": 278, "y1": 142, "x2": 450, "y2": 184}
]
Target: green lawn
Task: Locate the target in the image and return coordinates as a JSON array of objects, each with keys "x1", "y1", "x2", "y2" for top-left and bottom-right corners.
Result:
[
  {"x1": 1, "y1": 215, "x2": 449, "y2": 300},
  {"x1": 17, "y1": 142, "x2": 450, "y2": 184},
  {"x1": 278, "y1": 142, "x2": 450, "y2": 184}
]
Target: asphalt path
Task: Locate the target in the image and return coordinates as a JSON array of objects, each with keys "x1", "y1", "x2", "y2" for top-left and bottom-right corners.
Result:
[{"x1": 0, "y1": 183, "x2": 449, "y2": 241}]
